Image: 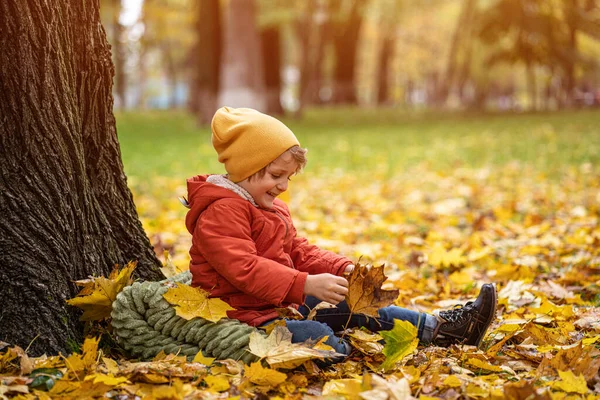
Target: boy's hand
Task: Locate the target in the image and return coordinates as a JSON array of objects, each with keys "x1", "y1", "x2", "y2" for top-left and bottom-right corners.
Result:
[{"x1": 304, "y1": 273, "x2": 348, "y2": 305}]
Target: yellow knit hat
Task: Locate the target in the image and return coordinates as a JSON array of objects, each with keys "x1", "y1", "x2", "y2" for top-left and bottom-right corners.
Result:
[{"x1": 211, "y1": 107, "x2": 300, "y2": 182}]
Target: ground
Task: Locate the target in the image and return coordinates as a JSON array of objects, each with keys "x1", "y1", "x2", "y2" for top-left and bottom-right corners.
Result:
[{"x1": 1, "y1": 108, "x2": 599, "y2": 398}]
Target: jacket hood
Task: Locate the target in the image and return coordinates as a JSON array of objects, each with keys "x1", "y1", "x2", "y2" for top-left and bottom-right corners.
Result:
[{"x1": 185, "y1": 175, "x2": 241, "y2": 234}]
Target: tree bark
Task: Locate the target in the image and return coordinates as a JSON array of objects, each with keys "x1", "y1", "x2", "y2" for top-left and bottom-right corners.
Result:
[
  {"x1": 0, "y1": 0, "x2": 164, "y2": 356},
  {"x1": 218, "y1": 0, "x2": 266, "y2": 110},
  {"x1": 192, "y1": 0, "x2": 221, "y2": 124}
]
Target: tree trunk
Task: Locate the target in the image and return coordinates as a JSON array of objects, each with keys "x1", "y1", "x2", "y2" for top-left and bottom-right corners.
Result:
[
  {"x1": 192, "y1": 0, "x2": 221, "y2": 124},
  {"x1": 261, "y1": 26, "x2": 284, "y2": 115},
  {"x1": 295, "y1": 0, "x2": 317, "y2": 116},
  {"x1": 308, "y1": 3, "x2": 332, "y2": 105},
  {"x1": 162, "y1": 42, "x2": 179, "y2": 109},
  {"x1": 111, "y1": 0, "x2": 127, "y2": 109},
  {"x1": 218, "y1": 0, "x2": 266, "y2": 110},
  {"x1": 0, "y1": 0, "x2": 164, "y2": 356},
  {"x1": 438, "y1": 0, "x2": 476, "y2": 106},
  {"x1": 331, "y1": 0, "x2": 365, "y2": 104},
  {"x1": 526, "y1": 62, "x2": 537, "y2": 111},
  {"x1": 377, "y1": 32, "x2": 394, "y2": 105},
  {"x1": 563, "y1": 0, "x2": 579, "y2": 107}
]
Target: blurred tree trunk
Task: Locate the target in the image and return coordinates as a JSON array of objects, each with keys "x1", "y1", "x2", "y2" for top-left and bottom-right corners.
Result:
[
  {"x1": 137, "y1": 35, "x2": 149, "y2": 108},
  {"x1": 438, "y1": 0, "x2": 476, "y2": 106},
  {"x1": 296, "y1": 0, "x2": 317, "y2": 116},
  {"x1": 261, "y1": 26, "x2": 284, "y2": 115},
  {"x1": 0, "y1": 0, "x2": 164, "y2": 356},
  {"x1": 377, "y1": 27, "x2": 394, "y2": 105},
  {"x1": 331, "y1": 0, "x2": 365, "y2": 104},
  {"x1": 218, "y1": 0, "x2": 265, "y2": 110},
  {"x1": 563, "y1": 0, "x2": 579, "y2": 108},
  {"x1": 191, "y1": 0, "x2": 221, "y2": 124},
  {"x1": 309, "y1": 4, "x2": 332, "y2": 105},
  {"x1": 162, "y1": 42, "x2": 179, "y2": 108},
  {"x1": 111, "y1": 0, "x2": 127, "y2": 109},
  {"x1": 526, "y1": 63, "x2": 537, "y2": 111}
]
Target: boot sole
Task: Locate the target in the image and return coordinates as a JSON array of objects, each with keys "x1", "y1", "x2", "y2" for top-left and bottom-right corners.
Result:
[{"x1": 474, "y1": 284, "x2": 498, "y2": 348}]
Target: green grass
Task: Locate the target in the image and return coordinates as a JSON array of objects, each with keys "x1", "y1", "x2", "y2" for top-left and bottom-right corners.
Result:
[{"x1": 116, "y1": 108, "x2": 600, "y2": 180}]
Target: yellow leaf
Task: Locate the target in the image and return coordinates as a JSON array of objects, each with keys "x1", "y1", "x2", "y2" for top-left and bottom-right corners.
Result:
[
  {"x1": 192, "y1": 352, "x2": 215, "y2": 366},
  {"x1": 66, "y1": 262, "x2": 136, "y2": 321},
  {"x1": 380, "y1": 319, "x2": 419, "y2": 371},
  {"x1": 162, "y1": 283, "x2": 234, "y2": 322},
  {"x1": 322, "y1": 379, "x2": 362, "y2": 400},
  {"x1": 428, "y1": 244, "x2": 465, "y2": 268},
  {"x1": 64, "y1": 337, "x2": 99, "y2": 376},
  {"x1": 552, "y1": 370, "x2": 588, "y2": 394},
  {"x1": 345, "y1": 263, "x2": 399, "y2": 319},
  {"x1": 347, "y1": 329, "x2": 384, "y2": 355},
  {"x1": 84, "y1": 373, "x2": 129, "y2": 386},
  {"x1": 443, "y1": 375, "x2": 462, "y2": 388},
  {"x1": 466, "y1": 358, "x2": 503, "y2": 373},
  {"x1": 102, "y1": 357, "x2": 119, "y2": 375},
  {"x1": 248, "y1": 326, "x2": 343, "y2": 369},
  {"x1": 203, "y1": 375, "x2": 230, "y2": 392},
  {"x1": 243, "y1": 362, "x2": 287, "y2": 386}
]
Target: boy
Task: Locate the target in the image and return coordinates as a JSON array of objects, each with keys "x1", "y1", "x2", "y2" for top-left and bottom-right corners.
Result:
[{"x1": 185, "y1": 107, "x2": 497, "y2": 357}]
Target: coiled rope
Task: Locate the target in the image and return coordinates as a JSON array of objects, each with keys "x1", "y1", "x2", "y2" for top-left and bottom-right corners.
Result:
[{"x1": 111, "y1": 271, "x2": 260, "y2": 363}]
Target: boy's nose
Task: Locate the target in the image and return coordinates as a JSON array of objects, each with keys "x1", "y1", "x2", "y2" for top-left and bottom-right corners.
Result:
[{"x1": 277, "y1": 180, "x2": 288, "y2": 192}]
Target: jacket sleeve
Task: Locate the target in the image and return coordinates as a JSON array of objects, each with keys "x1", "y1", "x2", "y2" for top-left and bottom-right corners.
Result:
[
  {"x1": 280, "y1": 204, "x2": 353, "y2": 276},
  {"x1": 196, "y1": 200, "x2": 307, "y2": 306}
]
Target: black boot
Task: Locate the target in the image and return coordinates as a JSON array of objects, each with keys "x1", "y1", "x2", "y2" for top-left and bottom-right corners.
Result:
[{"x1": 433, "y1": 283, "x2": 497, "y2": 348}]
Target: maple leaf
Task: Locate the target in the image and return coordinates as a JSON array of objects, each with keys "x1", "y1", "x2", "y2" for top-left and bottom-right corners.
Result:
[
  {"x1": 380, "y1": 319, "x2": 418, "y2": 372},
  {"x1": 64, "y1": 337, "x2": 100, "y2": 378},
  {"x1": 345, "y1": 263, "x2": 399, "y2": 319},
  {"x1": 66, "y1": 262, "x2": 136, "y2": 321},
  {"x1": 248, "y1": 326, "x2": 344, "y2": 369},
  {"x1": 244, "y1": 362, "x2": 287, "y2": 386},
  {"x1": 162, "y1": 283, "x2": 234, "y2": 322},
  {"x1": 551, "y1": 370, "x2": 588, "y2": 394}
]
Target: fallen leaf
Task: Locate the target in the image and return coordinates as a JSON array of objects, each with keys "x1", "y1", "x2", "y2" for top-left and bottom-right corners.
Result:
[
  {"x1": 248, "y1": 326, "x2": 344, "y2": 369},
  {"x1": 203, "y1": 375, "x2": 230, "y2": 392},
  {"x1": 551, "y1": 370, "x2": 588, "y2": 394},
  {"x1": 163, "y1": 283, "x2": 234, "y2": 322},
  {"x1": 66, "y1": 262, "x2": 136, "y2": 321},
  {"x1": 380, "y1": 319, "x2": 419, "y2": 372},
  {"x1": 243, "y1": 362, "x2": 287, "y2": 386}
]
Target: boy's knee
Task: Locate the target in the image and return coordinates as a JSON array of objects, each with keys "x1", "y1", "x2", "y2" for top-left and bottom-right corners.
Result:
[{"x1": 285, "y1": 320, "x2": 350, "y2": 357}]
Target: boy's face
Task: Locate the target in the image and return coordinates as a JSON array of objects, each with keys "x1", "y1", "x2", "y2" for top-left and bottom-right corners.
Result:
[{"x1": 238, "y1": 152, "x2": 298, "y2": 209}]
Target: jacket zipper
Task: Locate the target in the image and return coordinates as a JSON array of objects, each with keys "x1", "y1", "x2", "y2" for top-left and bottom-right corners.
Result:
[{"x1": 272, "y1": 209, "x2": 289, "y2": 239}]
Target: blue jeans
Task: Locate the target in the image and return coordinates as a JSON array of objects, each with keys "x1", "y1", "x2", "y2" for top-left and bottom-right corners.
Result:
[{"x1": 280, "y1": 296, "x2": 438, "y2": 356}]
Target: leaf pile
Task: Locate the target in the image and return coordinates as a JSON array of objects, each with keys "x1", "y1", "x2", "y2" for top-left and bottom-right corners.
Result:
[{"x1": 2, "y1": 162, "x2": 600, "y2": 398}]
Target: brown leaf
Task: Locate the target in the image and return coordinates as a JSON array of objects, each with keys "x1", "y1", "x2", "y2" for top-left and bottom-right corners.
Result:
[
  {"x1": 345, "y1": 263, "x2": 399, "y2": 319},
  {"x1": 537, "y1": 342, "x2": 600, "y2": 381}
]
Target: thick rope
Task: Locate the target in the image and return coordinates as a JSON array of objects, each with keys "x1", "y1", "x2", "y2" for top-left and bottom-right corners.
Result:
[{"x1": 111, "y1": 271, "x2": 261, "y2": 363}]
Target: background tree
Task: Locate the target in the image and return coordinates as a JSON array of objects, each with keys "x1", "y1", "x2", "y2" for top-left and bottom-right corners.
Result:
[
  {"x1": 0, "y1": 0, "x2": 164, "y2": 356},
  {"x1": 101, "y1": 0, "x2": 128, "y2": 109},
  {"x1": 331, "y1": 0, "x2": 367, "y2": 104},
  {"x1": 218, "y1": 0, "x2": 266, "y2": 110},
  {"x1": 190, "y1": 0, "x2": 221, "y2": 123}
]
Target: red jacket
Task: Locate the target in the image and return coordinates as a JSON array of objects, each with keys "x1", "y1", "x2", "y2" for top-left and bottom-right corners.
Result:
[{"x1": 185, "y1": 175, "x2": 352, "y2": 326}]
